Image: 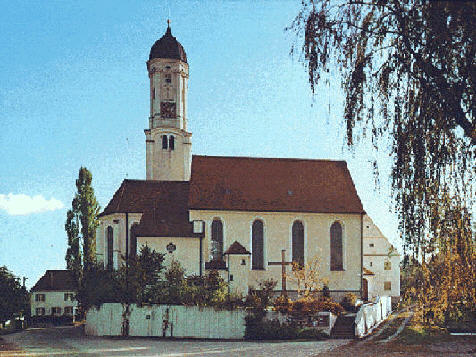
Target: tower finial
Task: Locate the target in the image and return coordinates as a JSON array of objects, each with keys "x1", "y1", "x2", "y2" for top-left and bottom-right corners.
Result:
[{"x1": 167, "y1": 19, "x2": 171, "y2": 28}]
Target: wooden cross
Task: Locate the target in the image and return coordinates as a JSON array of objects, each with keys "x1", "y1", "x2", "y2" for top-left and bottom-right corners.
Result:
[{"x1": 268, "y1": 249, "x2": 293, "y2": 296}]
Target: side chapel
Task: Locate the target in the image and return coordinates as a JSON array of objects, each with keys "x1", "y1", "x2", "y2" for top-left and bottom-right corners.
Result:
[{"x1": 96, "y1": 24, "x2": 372, "y2": 299}]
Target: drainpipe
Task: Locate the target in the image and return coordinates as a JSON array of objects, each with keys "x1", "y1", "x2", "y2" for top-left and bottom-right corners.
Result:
[{"x1": 199, "y1": 236, "x2": 203, "y2": 276}]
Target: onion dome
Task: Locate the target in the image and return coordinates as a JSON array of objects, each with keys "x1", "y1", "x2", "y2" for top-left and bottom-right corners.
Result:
[{"x1": 149, "y1": 23, "x2": 187, "y2": 63}]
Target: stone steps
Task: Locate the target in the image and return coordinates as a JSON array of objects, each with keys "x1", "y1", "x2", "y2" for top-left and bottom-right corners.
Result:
[{"x1": 331, "y1": 315, "x2": 356, "y2": 339}]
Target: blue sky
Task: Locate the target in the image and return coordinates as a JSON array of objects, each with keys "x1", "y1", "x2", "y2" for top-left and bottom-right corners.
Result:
[{"x1": 0, "y1": 1, "x2": 398, "y2": 288}]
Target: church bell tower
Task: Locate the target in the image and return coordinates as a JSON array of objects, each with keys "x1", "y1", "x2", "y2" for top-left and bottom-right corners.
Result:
[{"x1": 145, "y1": 22, "x2": 191, "y2": 181}]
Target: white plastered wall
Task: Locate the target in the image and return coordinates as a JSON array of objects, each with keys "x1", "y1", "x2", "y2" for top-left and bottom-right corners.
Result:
[{"x1": 190, "y1": 210, "x2": 362, "y2": 295}]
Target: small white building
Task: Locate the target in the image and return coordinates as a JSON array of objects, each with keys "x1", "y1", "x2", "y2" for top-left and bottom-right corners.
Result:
[
  {"x1": 362, "y1": 215, "x2": 400, "y2": 303},
  {"x1": 30, "y1": 270, "x2": 77, "y2": 318}
]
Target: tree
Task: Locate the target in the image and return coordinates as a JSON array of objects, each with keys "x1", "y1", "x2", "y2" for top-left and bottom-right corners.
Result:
[
  {"x1": 65, "y1": 167, "x2": 100, "y2": 275},
  {"x1": 289, "y1": 1, "x2": 474, "y2": 255},
  {"x1": 288, "y1": 257, "x2": 328, "y2": 298},
  {"x1": 0, "y1": 267, "x2": 29, "y2": 324}
]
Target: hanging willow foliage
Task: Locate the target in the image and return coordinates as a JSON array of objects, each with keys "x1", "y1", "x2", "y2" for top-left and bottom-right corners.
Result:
[{"x1": 289, "y1": 0, "x2": 475, "y2": 255}]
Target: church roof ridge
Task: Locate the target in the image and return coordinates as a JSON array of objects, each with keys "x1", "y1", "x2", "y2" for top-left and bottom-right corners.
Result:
[{"x1": 192, "y1": 154, "x2": 348, "y2": 164}]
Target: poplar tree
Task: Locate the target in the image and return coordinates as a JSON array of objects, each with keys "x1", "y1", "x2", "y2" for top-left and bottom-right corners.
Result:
[{"x1": 65, "y1": 167, "x2": 100, "y2": 274}]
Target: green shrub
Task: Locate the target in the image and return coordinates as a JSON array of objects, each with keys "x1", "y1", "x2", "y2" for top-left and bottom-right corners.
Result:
[{"x1": 244, "y1": 315, "x2": 326, "y2": 340}]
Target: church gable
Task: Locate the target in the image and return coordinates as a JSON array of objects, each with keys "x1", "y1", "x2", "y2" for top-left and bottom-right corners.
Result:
[{"x1": 189, "y1": 155, "x2": 364, "y2": 213}]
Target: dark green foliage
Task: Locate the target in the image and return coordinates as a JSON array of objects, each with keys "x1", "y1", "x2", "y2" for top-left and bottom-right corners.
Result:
[
  {"x1": 77, "y1": 246, "x2": 165, "y2": 309},
  {"x1": 0, "y1": 267, "x2": 29, "y2": 323},
  {"x1": 341, "y1": 293, "x2": 358, "y2": 312},
  {"x1": 245, "y1": 315, "x2": 326, "y2": 340},
  {"x1": 154, "y1": 263, "x2": 230, "y2": 307},
  {"x1": 322, "y1": 285, "x2": 330, "y2": 298},
  {"x1": 65, "y1": 167, "x2": 100, "y2": 316},
  {"x1": 290, "y1": 0, "x2": 475, "y2": 257}
]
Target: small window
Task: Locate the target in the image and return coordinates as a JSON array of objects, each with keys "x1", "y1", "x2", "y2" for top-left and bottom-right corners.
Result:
[
  {"x1": 169, "y1": 135, "x2": 175, "y2": 150},
  {"x1": 369, "y1": 243, "x2": 374, "y2": 247},
  {"x1": 165, "y1": 74, "x2": 172, "y2": 83},
  {"x1": 64, "y1": 306, "x2": 73, "y2": 315},
  {"x1": 35, "y1": 308, "x2": 45, "y2": 316},
  {"x1": 162, "y1": 135, "x2": 168, "y2": 149},
  {"x1": 64, "y1": 293, "x2": 74, "y2": 301},
  {"x1": 52, "y1": 307, "x2": 62, "y2": 315},
  {"x1": 152, "y1": 87, "x2": 155, "y2": 99},
  {"x1": 35, "y1": 294, "x2": 45, "y2": 302},
  {"x1": 384, "y1": 261, "x2": 391, "y2": 270},
  {"x1": 384, "y1": 281, "x2": 392, "y2": 290},
  {"x1": 369, "y1": 261, "x2": 373, "y2": 267}
]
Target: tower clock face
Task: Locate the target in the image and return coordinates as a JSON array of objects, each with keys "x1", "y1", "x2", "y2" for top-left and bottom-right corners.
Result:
[{"x1": 161, "y1": 102, "x2": 176, "y2": 118}]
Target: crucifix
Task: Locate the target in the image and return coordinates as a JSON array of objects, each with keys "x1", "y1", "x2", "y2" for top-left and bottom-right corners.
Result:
[{"x1": 268, "y1": 249, "x2": 293, "y2": 296}]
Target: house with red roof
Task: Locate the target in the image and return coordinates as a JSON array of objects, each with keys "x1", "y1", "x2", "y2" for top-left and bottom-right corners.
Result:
[
  {"x1": 30, "y1": 270, "x2": 77, "y2": 320},
  {"x1": 96, "y1": 24, "x2": 373, "y2": 300}
]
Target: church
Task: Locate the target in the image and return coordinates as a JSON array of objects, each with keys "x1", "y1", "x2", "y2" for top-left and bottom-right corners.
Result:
[{"x1": 96, "y1": 24, "x2": 369, "y2": 300}]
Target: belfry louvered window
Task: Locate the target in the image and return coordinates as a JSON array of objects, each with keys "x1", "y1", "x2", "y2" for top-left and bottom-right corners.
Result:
[
  {"x1": 162, "y1": 135, "x2": 168, "y2": 149},
  {"x1": 169, "y1": 135, "x2": 175, "y2": 150}
]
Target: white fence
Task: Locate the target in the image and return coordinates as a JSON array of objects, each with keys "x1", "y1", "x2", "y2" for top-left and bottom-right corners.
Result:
[
  {"x1": 354, "y1": 296, "x2": 392, "y2": 338},
  {"x1": 85, "y1": 303, "x2": 247, "y2": 339}
]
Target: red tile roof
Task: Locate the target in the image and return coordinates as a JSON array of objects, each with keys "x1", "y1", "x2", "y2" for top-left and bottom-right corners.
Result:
[
  {"x1": 31, "y1": 270, "x2": 77, "y2": 292},
  {"x1": 224, "y1": 241, "x2": 251, "y2": 255},
  {"x1": 99, "y1": 156, "x2": 364, "y2": 238},
  {"x1": 100, "y1": 180, "x2": 198, "y2": 237},
  {"x1": 189, "y1": 156, "x2": 364, "y2": 214}
]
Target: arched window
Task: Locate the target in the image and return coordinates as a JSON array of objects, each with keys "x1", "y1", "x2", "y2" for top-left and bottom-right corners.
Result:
[
  {"x1": 106, "y1": 226, "x2": 114, "y2": 270},
  {"x1": 330, "y1": 221, "x2": 343, "y2": 271},
  {"x1": 169, "y1": 135, "x2": 175, "y2": 150},
  {"x1": 252, "y1": 220, "x2": 264, "y2": 270},
  {"x1": 162, "y1": 135, "x2": 168, "y2": 149},
  {"x1": 292, "y1": 221, "x2": 304, "y2": 267},
  {"x1": 130, "y1": 223, "x2": 139, "y2": 258},
  {"x1": 211, "y1": 219, "x2": 223, "y2": 261}
]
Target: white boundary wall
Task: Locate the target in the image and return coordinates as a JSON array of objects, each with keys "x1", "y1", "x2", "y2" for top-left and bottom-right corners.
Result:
[
  {"x1": 354, "y1": 296, "x2": 392, "y2": 338},
  {"x1": 85, "y1": 303, "x2": 246, "y2": 339}
]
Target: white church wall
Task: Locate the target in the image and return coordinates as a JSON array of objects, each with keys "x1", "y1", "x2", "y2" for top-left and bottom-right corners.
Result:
[
  {"x1": 85, "y1": 303, "x2": 246, "y2": 339},
  {"x1": 96, "y1": 213, "x2": 143, "y2": 267},
  {"x1": 190, "y1": 210, "x2": 362, "y2": 295},
  {"x1": 363, "y1": 215, "x2": 400, "y2": 301},
  {"x1": 137, "y1": 236, "x2": 201, "y2": 275}
]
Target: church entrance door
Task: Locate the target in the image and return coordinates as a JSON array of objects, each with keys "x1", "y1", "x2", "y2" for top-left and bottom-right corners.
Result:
[{"x1": 362, "y1": 278, "x2": 369, "y2": 301}]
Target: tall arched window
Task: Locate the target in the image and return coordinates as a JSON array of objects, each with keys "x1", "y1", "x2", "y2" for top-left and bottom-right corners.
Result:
[
  {"x1": 252, "y1": 220, "x2": 264, "y2": 270},
  {"x1": 162, "y1": 135, "x2": 168, "y2": 149},
  {"x1": 169, "y1": 135, "x2": 175, "y2": 150},
  {"x1": 330, "y1": 221, "x2": 343, "y2": 271},
  {"x1": 211, "y1": 219, "x2": 223, "y2": 261},
  {"x1": 106, "y1": 226, "x2": 114, "y2": 270},
  {"x1": 292, "y1": 221, "x2": 304, "y2": 267},
  {"x1": 130, "y1": 223, "x2": 138, "y2": 258}
]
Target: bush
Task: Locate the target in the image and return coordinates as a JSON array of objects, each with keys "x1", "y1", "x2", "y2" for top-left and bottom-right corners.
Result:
[
  {"x1": 273, "y1": 295, "x2": 292, "y2": 313},
  {"x1": 341, "y1": 293, "x2": 358, "y2": 312},
  {"x1": 322, "y1": 285, "x2": 330, "y2": 298},
  {"x1": 244, "y1": 315, "x2": 327, "y2": 340},
  {"x1": 291, "y1": 296, "x2": 344, "y2": 316}
]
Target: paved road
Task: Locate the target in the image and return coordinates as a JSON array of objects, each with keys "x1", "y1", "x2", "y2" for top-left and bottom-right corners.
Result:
[{"x1": 1, "y1": 326, "x2": 350, "y2": 357}]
